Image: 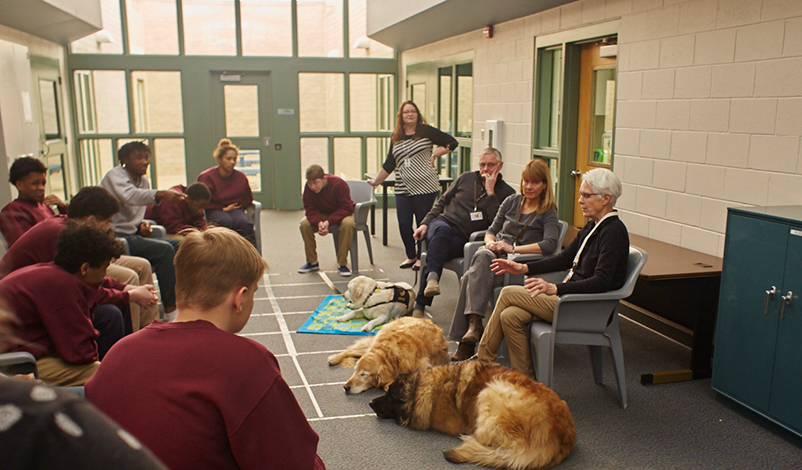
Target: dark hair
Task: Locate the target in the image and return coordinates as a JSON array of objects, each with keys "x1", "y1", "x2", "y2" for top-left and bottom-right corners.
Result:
[
  {"x1": 305, "y1": 164, "x2": 325, "y2": 181},
  {"x1": 186, "y1": 182, "x2": 211, "y2": 201},
  {"x1": 54, "y1": 219, "x2": 124, "y2": 274},
  {"x1": 391, "y1": 100, "x2": 427, "y2": 144},
  {"x1": 9, "y1": 157, "x2": 47, "y2": 184},
  {"x1": 118, "y1": 141, "x2": 151, "y2": 164},
  {"x1": 67, "y1": 186, "x2": 120, "y2": 220}
]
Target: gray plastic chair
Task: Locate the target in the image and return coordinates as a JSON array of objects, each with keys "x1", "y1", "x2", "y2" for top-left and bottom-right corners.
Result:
[
  {"x1": 529, "y1": 245, "x2": 648, "y2": 409},
  {"x1": 330, "y1": 181, "x2": 375, "y2": 273},
  {"x1": 247, "y1": 201, "x2": 262, "y2": 255},
  {"x1": 419, "y1": 230, "x2": 486, "y2": 281}
]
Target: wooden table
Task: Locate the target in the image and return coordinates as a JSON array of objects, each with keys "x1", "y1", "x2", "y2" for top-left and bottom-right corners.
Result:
[
  {"x1": 367, "y1": 174, "x2": 453, "y2": 246},
  {"x1": 621, "y1": 234, "x2": 724, "y2": 385}
]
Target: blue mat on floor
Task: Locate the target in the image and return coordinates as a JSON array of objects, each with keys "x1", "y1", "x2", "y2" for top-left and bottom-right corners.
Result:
[{"x1": 297, "y1": 295, "x2": 383, "y2": 335}]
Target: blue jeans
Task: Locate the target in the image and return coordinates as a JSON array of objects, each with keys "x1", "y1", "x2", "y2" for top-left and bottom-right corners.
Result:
[
  {"x1": 416, "y1": 217, "x2": 468, "y2": 307},
  {"x1": 206, "y1": 208, "x2": 256, "y2": 247},
  {"x1": 94, "y1": 304, "x2": 124, "y2": 360},
  {"x1": 396, "y1": 192, "x2": 437, "y2": 260},
  {"x1": 122, "y1": 235, "x2": 180, "y2": 307}
]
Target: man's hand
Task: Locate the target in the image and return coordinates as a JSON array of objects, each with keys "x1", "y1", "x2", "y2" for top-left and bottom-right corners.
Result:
[
  {"x1": 139, "y1": 221, "x2": 152, "y2": 236},
  {"x1": 318, "y1": 220, "x2": 330, "y2": 236},
  {"x1": 490, "y1": 258, "x2": 527, "y2": 276},
  {"x1": 524, "y1": 277, "x2": 558, "y2": 297},
  {"x1": 223, "y1": 203, "x2": 241, "y2": 212},
  {"x1": 156, "y1": 190, "x2": 186, "y2": 204},
  {"x1": 44, "y1": 195, "x2": 68, "y2": 212},
  {"x1": 126, "y1": 284, "x2": 158, "y2": 308},
  {"x1": 482, "y1": 166, "x2": 500, "y2": 195},
  {"x1": 413, "y1": 224, "x2": 428, "y2": 241}
]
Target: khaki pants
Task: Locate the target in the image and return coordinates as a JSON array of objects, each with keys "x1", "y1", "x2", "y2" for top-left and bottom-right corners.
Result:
[
  {"x1": 300, "y1": 215, "x2": 354, "y2": 268},
  {"x1": 37, "y1": 356, "x2": 100, "y2": 386},
  {"x1": 477, "y1": 285, "x2": 558, "y2": 378},
  {"x1": 110, "y1": 255, "x2": 158, "y2": 330}
]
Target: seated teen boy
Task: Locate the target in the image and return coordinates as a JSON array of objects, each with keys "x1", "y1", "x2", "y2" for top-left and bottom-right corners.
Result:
[
  {"x1": 0, "y1": 220, "x2": 126, "y2": 386},
  {"x1": 298, "y1": 164, "x2": 355, "y2": 277},
  {"x1": 101, "y1": 141, "x2": 185, "y2": 314},
  {"x1": 0, "y1": 156, "x2": 67, "y2": 246},
  {"x1": 0, "y1": 186, "x2": 159, "y2": 331},
  {"x1": 86, "y1": 227, "x2": 326, "y2": 470},
  {"x1": 145, "y1": 182, "x2": 210, "y2": 238}
]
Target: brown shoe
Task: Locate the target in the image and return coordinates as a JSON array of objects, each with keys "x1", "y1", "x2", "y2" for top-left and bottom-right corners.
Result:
[
  {"x1": 424, "y1": 279, "x2": 440, "y2": 297},
  {"x1": 462, "y1": 314, "x2": 484, "y2": 343},
  {"x1": 451, "y1": 341, "x2": 477, "y2": 362}
]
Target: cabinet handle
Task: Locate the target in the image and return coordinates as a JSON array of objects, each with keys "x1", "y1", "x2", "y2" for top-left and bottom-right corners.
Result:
[
  {"x1": 780, "y1": 291, "x2": 793, "y2": 320},
  {"x1": 765, "y1": 286, "x2": 777, "y2": 314}
]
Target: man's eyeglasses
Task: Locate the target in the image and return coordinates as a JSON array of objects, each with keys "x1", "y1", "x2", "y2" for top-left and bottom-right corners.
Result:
[{"x1": 579, "y1": 192, "x2": 598, "y2": 200}]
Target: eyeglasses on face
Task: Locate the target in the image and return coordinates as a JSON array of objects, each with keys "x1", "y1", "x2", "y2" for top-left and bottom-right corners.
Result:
[
  {"x1": 578, "y1": 192, "x2": 599, "y2": 200},
  {"x1": 402, "y1": 110, "x2": 418, "y2": 114}
]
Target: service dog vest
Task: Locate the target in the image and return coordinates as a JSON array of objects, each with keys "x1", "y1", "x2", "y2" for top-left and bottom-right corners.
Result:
[{"x1": 365, "y1": 285, "x2": 411, "y2": 307}]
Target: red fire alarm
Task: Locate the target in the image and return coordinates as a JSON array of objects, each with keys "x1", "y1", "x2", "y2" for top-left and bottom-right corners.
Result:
[{"x1": 483, "y1": 25, "x2": 493, "y2": 39}]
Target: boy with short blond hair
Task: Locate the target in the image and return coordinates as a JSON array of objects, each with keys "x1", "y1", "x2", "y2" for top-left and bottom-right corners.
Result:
[{"x1": 87, "y1": 227, "x2": 326, "y2": 470}]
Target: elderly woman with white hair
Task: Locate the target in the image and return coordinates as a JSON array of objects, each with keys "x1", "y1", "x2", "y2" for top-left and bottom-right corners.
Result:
[{"x1": 476, "y1": 168, "x2": 630, "y2": 379}]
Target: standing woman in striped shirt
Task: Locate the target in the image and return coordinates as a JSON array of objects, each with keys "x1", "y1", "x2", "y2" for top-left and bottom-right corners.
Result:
[{"x1": 368, "y1": 101, "x2": 458, "y2": 269}]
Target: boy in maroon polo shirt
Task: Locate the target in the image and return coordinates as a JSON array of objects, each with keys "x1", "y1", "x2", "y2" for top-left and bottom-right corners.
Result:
[
  {"x1": 298, "y1": 164, "x2": 355, "y2": 277},
  {"x1": 145, "y1": 182, "x2": 210, "y2": 237},
  {"x1": 0, "y1": 157, "x2": 67, "y2": 246},
  {"x1": 0, "y1": 220, "x2": 126, "y2": 386},
  {"x1": 87, "y1": 228, "x2": 326, "y2": 470}
]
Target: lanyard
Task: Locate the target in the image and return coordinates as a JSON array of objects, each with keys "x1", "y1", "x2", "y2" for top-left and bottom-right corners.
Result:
[
  {"x1": 563, "y1": 210, "x2": 618, "y2": 282},
  {"x1": 513, "y1": 198, "x2": 538, "y2": 244},
  {"x1": 473, "y1": 179, "x2": 483, "y2": 211}
]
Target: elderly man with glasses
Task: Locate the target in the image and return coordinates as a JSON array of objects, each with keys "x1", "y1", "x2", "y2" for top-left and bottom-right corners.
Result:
[{"x1": 411, "y1": 148, "x2": 515, "y2": 318}]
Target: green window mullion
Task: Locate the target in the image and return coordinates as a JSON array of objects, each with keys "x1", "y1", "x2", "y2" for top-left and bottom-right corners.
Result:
[
  {"x1": 327, "y1": 136, "x2": 334, "y2": 174},
  {"x1": 343, "y1": 0, "x2": 350, "y2": 59},
  {"x1": 360, "y1": 136, "x2": 367, "y2": 178},
  {"x1": 119, "y1": 0, "x2": 131, "y2": 55},
  {"x1": 176, "y1": 0, "x2": 185, "y2": 55},
  {"x1": 234, "y1": 0, "x2": 243, "y2": 57},
  {"x1": 291, "y1": 0, "x2": 298, "y2": 58},
  {"x1": 344, "y1": 73, "x2": 350, "y2": 133}
]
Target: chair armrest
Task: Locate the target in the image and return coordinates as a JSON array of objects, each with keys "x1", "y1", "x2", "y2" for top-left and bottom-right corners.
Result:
[
  {"x1": 143, "y1": 220, "x2": 167, "y2": 239},
  {"x1": 116, "y1": 237, "x2": 131, "y2": 255},
  {"x1": 354, "y1": 200, "x2": 376, "y2": 225},
  {"x1": 463, "y1": 241, "x2": 485, "y2": 262},
  {"x1": 0, "y1": 351, "x2": 38, "y2": 378},
  {"x1": 558, "y1": 287, "x2": 631, "y2": 304},
  {"x1": 469, "y1": 230, "x2": 487, "y2": 242},
  {"x1": 504, "y1": 253, "x2": 546, "y2": 286}
]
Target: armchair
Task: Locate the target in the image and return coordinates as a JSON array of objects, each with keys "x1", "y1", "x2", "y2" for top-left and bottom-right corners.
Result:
[{"x1": 330, "y1": 181, "x2": 376, "y2": 273}]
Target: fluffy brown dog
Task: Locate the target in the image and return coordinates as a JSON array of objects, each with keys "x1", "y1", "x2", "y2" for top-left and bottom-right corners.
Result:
[
  {"x1": 369, "y1": 360, "x2": 576, "y2": 470},
  {"x1": 327, "y1": 317, "x2": 449, "y2": 394}
]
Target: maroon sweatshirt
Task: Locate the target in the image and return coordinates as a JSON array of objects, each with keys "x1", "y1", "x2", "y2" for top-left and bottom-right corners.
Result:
[
  {"x1": 302, "y1": 175, "x2": 354, "y2": 226},
  {"x1": 197, "y1": 167, "x2": 253, "y2": 211}
]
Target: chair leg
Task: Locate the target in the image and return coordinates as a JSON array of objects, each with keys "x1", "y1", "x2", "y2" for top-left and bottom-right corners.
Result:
[
  {"x1": 531, "y1": 329, "x2": 552, "y2": 387},
  {"x1": 351, "y1": 235, "x2": 359, "y2": 273},
  {"x1": 589, "y1": 345, "x2": 604, "y2": 384},
  {"x1": 607, "y1": 317, "x2": 628, "y2": 409},
  {"x1": 362, "y1": 229, "x2": 373, "y2": 264}
]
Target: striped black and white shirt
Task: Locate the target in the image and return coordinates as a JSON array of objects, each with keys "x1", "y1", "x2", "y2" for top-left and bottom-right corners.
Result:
[{"x1": 382, "y1": 125, "x2": 458, "y2": 196}]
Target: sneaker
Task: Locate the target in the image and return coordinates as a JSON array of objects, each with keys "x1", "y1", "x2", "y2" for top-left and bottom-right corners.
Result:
[
  {"x1": 298, "y1": 262, "x2": 319, "y2": 273},
  {"x1": 424, "y1": 279, "x2": 440, "y2": 297},
  {"x1": 338, "y1": 265, "x2": 352, "y2": 277}
]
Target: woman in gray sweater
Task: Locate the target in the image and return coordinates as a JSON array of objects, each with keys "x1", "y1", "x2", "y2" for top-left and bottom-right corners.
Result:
[{"x1": 449, "y1": 159, "x2": 560, "y2": 361}]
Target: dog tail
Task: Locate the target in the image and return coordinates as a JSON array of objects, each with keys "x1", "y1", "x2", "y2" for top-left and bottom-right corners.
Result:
[
  {"x1": 445, "y1": 434, "x2": 559, "y2": 470},
  {"x1": 444, "y1": 436, "x2": 507, "y2": 469}
]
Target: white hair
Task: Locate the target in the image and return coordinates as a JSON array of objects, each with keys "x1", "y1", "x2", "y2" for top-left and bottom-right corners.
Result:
[{"x1": 582, "y1": 168, "x2": 622, "y2": 206}]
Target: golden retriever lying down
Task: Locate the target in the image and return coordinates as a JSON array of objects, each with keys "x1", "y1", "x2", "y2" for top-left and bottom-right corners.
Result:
[
  {"x1": 327, "y1": 317, "x2": 449, "y2": 394},
  {"x1": 369, "y1": 360, "x2": 576, "y2": 470}
]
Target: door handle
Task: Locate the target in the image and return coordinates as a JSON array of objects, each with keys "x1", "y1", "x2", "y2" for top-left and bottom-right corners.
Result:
[
  {"x1": 780, "y1": 291, "x2": 793, "y2": 320},
  {"x1": 570, "y1": 170, "x2": 581, "y2": 177},
  {"x1": 765, "y1": 286, "x2": 776, "y2": 314}
]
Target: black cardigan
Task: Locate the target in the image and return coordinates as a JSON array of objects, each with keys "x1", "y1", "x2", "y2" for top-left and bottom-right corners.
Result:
[{"x1": 527, "y1": 214, "x2": 629, "y2": 295}]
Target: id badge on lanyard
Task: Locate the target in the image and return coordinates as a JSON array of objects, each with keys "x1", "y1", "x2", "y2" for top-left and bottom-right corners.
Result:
[{"x1": 470, "y1": 179, "x2": 484, "y2": 221}]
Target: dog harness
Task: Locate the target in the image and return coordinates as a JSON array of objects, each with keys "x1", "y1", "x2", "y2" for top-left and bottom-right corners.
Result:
[{"x1": 364, "y1": 285, "x2": 411, "y2": 307}]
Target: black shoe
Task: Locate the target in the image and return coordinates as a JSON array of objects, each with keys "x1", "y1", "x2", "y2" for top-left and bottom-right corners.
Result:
[{"x1": 399, "y1": 260, "x2": 417, "y2": 269}]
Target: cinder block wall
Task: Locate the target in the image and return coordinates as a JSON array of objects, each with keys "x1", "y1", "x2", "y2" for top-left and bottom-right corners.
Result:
[{"x1": 400, "y1": 0, "x2": 802, "y2": 257}]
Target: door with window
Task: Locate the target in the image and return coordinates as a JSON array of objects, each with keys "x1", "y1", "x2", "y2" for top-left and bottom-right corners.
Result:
[
  {"x1": 31, "y1": 58, "x2": 68, "y2": 201},
  {"x1": 571, "y1": 42, "x2": 616, "y2": 226},
  {"x1": 210, "y1": 72, "x2": 274, "y2": 208}
]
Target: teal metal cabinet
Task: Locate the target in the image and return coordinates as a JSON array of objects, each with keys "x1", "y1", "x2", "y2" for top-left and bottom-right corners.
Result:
[{"x1": 712, "y1": 206, "x2": 802, "y2": 437}]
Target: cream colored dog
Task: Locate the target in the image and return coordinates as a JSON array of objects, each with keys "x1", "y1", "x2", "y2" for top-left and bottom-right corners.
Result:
[
  {"x1": 327, "y1": 317, "x2": 450, "y2": 394},
  {"x1": 336, "y1": 276, "x2": 415, "y2": 332}
]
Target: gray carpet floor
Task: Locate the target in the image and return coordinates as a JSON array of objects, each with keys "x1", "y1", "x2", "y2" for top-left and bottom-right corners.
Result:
[{"x1": 247, "y1": 209, "x2": 802, "y2": 469}]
